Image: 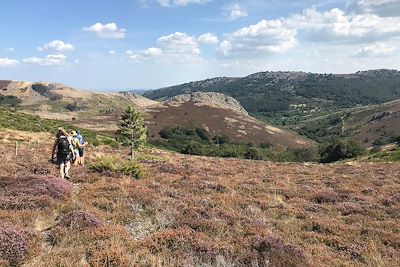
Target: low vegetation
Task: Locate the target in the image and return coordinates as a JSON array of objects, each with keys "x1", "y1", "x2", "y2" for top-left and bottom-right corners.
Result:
[
  {"x1": 87, "y1": 156, "x2": 144, "y2": 179},
  {"x1": 153, "y1": 126, "x2": 367, "y2": 163},
  {"x1": 0, "y1": 107, "x2": 118, "y2": 147},
  {"x1": 1, "y1": 140, "x2": 399, "y2": 266}
]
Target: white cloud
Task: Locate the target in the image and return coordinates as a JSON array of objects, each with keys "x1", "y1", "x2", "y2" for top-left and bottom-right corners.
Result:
[
  {"x1": 109, "y1": 50, "x2": 117, "y2": 55},
  {"x1": 218, "y1": 19, "x2": 297, "y2": 58},
  {"x1": 217, "y1": 41, "x2": 232, "y2": 56},
  {"x1": 157, "y1": 32, "x2": 201, "y2": 62},
  {"x1": 38, "y1": 40, "x2": 74, "y2": 52},
  {"x1": 23, "y1": 54, "x2": 67, "y2": 66},
  {"x1": 0, "y1": 58, "x2": 19, "y2": 67},
  {"x1": 83, "y1": 23, "x2": 126, "y2": 39},
  {"x1": 223, "y1": 4, "x2": 248, "y2": 20},
  {"x1": 127, "y1": 32, "x2": 203, "y2": 64},
  {"x1": 198, "y1": 33, "x2": 219, "y2": 45},
  {"x1": 126, "y1": 50, "x2": 141, "y2": 62},
  {"x1": 156, "y1": 0, "x2": 210, "y2": 7},
  {"x1": 352, "y1": 42, "x2": 396, "y2": 57},
  {"x1": 144, "y1": 47, "x2": 163, "y2": 56},
  {"x1": 5, "y1": 47, "x2": 15, "y2": 52},
  {"x1": 285, "y1": 7, "x2": 400, "y2": 43},
  {"x1": 348, "y1": 0, "x2": 400, "y2": 17}
]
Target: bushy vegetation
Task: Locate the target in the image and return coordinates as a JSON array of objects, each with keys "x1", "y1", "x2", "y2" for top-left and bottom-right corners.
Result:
[
  {"x1": 87, "y1": 156, "x2": 144, "y2": 179},
  {"x1": 0, "y1": 95, "x2": 21, "y2": 107},
  {"x1": 153, "y1": 126, "x2": 321, "y2": 162},
  {"x1": 0, "y1": 175, "x2": 72, "y2": 210},
  {"x1": 31, "y1": 84, "x2": 63, "y2": 101},
  {"x1": 319, "y1": 139, "x2": 366, "y2": 163},
  {"x1": 0, "y1": 224, "x2": 39, "y2": 266}
]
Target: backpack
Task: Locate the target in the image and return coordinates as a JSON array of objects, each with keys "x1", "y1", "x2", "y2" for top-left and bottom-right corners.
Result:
[
  {"x1": 57, "y1": 136, "x2": 71, "y2": 156},
  {"x1": 77, "y1": 134, "x2": 84, "y2": 145}
]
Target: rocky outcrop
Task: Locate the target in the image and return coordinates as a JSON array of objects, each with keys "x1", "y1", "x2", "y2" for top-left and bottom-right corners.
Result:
[
  {"x1": 166, "y1": 92, "x2": 249, "y2": 116},
  {"x1": 119, "y1": 92, "x2": 158, "y2": 108}
]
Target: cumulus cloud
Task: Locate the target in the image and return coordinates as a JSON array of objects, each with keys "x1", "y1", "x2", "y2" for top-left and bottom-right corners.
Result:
[
  {"x1": 347, "y1": 0, "x2": 400, "y2": 17},
  {"x1": 223, "y1": 4, "x2": 248, "y2": 20},
  {"x1": 352, "y1": 42, "x2": 396, "y2": 57},
  {"x1": 127, "y1": 32, "x2": 203, "y2": 64},
  {"x1": 5, "y1": 47, "x2": 15, "y2": 52},
  {"x1": 144, "y1": 47, "x2": 163, "y2": 56},
  {"x1": 198, "y1": 33, "x2": 219, "y2": 45},
  {"x1": 109, "y1": 50, "x2": 117, "y2": 55},
  {"x1": 285, "y1": 7, "x2": 400, "y2": 43},
  {"x1": 0, "y1": 58, "x2": 19, "y2": 67},
  {"x1": 38, "y1": 40, "x2": 74, "y2": 52},
  {"x1": 83, "y1": 23, "x2": 126, "y2": 39},
  {"x1": 218, "y1": 19, "x2": 297, "y2": 58},
  {"x1": 23, "y1": 54, "x2": 67, "y2": 66}
]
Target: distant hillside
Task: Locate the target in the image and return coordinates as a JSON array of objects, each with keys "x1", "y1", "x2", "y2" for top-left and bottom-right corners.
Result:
[
  {"x1": 143, "y1": 69, "x2": 400, "y2": 123},
  {"x1": 295, "y1": 98, "x2": 400, "y2": 147},
  {"x1": 146, "y1": 92, "x2": 312, "y2": 148},
  {"x1": 0, "y1": 81, "x2": 310, "y2": 148},
  {"x1": 0, "y1": 80, "x2": 158, "y2": 133}
]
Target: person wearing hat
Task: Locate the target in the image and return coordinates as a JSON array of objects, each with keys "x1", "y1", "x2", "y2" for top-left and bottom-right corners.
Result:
[
  {"x1": 70, "y1": 130, "x2": 81, "y2": 166},
  {"x1": 51, "y1": 128, "x2": 75, "y2": 179}
]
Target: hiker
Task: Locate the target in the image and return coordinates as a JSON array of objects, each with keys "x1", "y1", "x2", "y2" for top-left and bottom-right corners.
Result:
[
  {"x1": 51, "y1": 128, "x2": 75, "y2": 179},
  {"x1": 76, "y1": 130, "x2": 87, "y2": 167},
  {"x1": 70, "y1": 130, "x2": 81, "y2": 166}
]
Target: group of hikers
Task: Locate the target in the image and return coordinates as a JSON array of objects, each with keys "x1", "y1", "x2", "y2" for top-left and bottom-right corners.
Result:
[{"x1": 51, "y1": 128, "x2": 87, "y2": 179}]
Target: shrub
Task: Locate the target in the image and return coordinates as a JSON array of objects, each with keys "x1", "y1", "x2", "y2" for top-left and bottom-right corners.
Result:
[
  {"x1": 195, "y1": 128, "x2": 210, "y2": 141},
  {"x1": 244, "y1": 148, "x2": 262, "y2": 160},
  {"x1": 259, "y1": 142, "x2": 273, "y2": 149},
  {"x1": 58, "y1": 211, "x2": 103, "y2": 230},
  {"x1": 88, "y1": 156, "x2": 144, "y2": 179},
  {"x1": 0, "y1": 224, "x2": 39, "y2": 266},
  {"x1": 181, "y1": 142, "x2": 205, "y2": 156},
  {"x1": 292, "y1": 147, "x2": 320, "y2": 162},
  {"x1": 313, "y1": 190, "x2": 340, "y2": 204},
  {"x1": 213, "y1": 135, "x2": 230, "y2": 145},
  {"x1": 251, "y1": 235, "x2": 309, "y2": 267},
  {"x1": 320, "y1": 139, "x2": 366, "y2": 163},
  {"x1": 65, "y1": 102, "x2": 78, "y2": 112},
  {"x1": 119, "y1": 161, "x2": 145, "y2": 179},
  {"x1": 0, "y1": 175, "x2": 72, "y2": 210}
]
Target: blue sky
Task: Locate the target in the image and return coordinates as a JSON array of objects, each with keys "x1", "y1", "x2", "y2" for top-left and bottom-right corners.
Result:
[{"x1": 1, "y1": 0, "x2": 400, "y2": 90}]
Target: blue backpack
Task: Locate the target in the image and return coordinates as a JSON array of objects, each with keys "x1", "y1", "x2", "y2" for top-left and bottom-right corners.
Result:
[{"x1": 77, "y1": 134, "x2": 85, "y2": 145}]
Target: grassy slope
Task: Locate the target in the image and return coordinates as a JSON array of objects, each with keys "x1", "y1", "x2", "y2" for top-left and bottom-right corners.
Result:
[
  {"x1": 293, "y1": 99, "x2": 400, "y2": 146},
  {"x1": 0, "y1": 138, "x2": 399, "y2": 266},
  {"x1": 0, "y1": 107, "x2": 118, "y2": 147}
]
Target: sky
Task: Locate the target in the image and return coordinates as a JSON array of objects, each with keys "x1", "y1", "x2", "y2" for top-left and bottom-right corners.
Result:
[{"x1": 0, "y1": 0, "x2": 400, "y2": 91}]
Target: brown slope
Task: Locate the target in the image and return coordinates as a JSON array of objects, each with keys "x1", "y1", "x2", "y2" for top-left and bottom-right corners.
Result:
[
  {"x1": 345, "y1": 99, "x2": 400, "y2": 146},
  {"x1": 145, "y1": 100, "x2": 312, "y2": 148}
]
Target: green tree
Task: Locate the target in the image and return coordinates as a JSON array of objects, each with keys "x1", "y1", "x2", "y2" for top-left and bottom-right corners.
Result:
[{"x1": 117, "y1": 106, "x2": 147, "y2": 160}]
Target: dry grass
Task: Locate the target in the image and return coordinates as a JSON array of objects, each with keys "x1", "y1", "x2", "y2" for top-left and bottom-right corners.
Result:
[{"x1": 0, "y1": 136, "x2": 399, "y2": 266}]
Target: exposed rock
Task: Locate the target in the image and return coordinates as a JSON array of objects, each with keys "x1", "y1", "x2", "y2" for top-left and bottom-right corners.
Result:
[
  {"x1": 166, "y1": 92, "x2": 249, "y2": 116},
  {"x1": 120, "y1": 92, "x2": 158, "y2": 108}
]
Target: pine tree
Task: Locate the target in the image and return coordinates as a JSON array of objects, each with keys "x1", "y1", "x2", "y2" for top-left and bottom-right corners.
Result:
[{"x1": 117, "y1": 106, "x2": 147, "y2": 160}]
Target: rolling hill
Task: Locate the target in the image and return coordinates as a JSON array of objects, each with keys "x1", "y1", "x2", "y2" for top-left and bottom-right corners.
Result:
[
  {"x1": 143, "y1": 69, "x2": 400, "y2": 124},
  {"x1": 0, "y1": 80, "x2": 311, "y2": 148},
  {"x1": 295, "y1": 98, "x2": 400, "y2": 147},
  {"x1": 146, "y1": 92, "x2": 311, "y2": 148}
]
